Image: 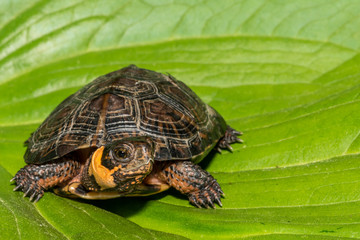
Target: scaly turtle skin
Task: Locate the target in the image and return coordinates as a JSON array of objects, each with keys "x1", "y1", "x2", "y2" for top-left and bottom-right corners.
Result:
[{"x1": 12, "y1": 65, "x2": 242, "y2": 208}]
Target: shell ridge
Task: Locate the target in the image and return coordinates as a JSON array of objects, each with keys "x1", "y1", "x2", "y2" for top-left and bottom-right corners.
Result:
[{"x1": 25, "y1": 65, "x2": 227, "y2": 164}]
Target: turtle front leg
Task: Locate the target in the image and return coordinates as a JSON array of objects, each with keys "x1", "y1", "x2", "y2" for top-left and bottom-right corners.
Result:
[
  {"x1": 11, "y1": 160, "x2": 80, "y2": 202},
  {"x1": 157, "y1": 161, "x2": 224, "y2": 208}
]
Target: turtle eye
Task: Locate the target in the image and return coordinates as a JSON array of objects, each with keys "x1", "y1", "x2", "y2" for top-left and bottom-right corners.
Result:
[{"x1": 113, "y1": 147, "x2": 129, "y2": 161}]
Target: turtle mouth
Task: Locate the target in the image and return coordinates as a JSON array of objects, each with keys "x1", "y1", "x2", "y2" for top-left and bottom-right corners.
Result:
[
  {"x1": 111, "y1": 163, "x2": 153, "y2": 193},
  {"x1": 112, "y1": 180, "x2": 140, "y2": 194}
]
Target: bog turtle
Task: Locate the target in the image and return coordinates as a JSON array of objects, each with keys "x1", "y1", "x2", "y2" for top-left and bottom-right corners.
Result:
[{"x1": 12, "y1": 65, "x2": 242, "y2": 208}]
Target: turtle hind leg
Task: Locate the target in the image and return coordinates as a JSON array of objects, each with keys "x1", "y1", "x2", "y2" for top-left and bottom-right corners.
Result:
[
  {"x1": 216, "y1": 125, "x2": 243, "y2": 152},
  {"x1": 157, "y1": 161, "x2": 224, "y2": 208},
  {"x1": 11, "y1": 160, "x2": 80, "y2": 202}
]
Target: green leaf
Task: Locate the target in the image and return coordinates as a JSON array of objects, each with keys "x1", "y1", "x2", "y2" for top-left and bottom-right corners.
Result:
[{"x1": 1, "y1": 0, "x2": 360, "y2": 239}]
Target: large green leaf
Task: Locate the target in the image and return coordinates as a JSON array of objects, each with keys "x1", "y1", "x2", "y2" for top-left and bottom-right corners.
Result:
[{"x1": 1, "y1": 0, "x2": 360, "y2": 239}]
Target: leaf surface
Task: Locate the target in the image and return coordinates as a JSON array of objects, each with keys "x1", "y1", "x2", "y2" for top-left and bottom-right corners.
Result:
[{"x1": 1, "y1": 0, "x2": 360, "y2": 239}]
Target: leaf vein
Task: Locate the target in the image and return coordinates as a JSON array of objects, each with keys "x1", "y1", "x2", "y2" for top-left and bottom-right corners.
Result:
[
  {"x1": 0, "y1": 197, "x2": 21, "y2": 239},
  {"x1": 65, "y1": 201, "x2": 119, "y2": 239}
]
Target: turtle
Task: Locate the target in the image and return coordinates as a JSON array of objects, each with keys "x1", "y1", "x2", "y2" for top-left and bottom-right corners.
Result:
[{"x1": 11, "y1": 65, "x2": 242, "y2": 208}]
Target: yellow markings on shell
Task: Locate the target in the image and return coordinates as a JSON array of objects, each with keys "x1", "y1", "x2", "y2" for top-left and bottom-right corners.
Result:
[{"x1": 89, "y1": 146, "x2": 119, "y2": 190}]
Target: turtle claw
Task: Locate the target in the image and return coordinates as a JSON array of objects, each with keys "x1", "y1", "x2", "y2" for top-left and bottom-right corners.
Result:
[
  {"x1": 12, "y1": 167, "x2": 45, "y2": 202},
  {"x1": 214, "y1": 196, "x2": 222, "y2": 207},
  {"x1": 33, "y1": 193, "x2": 43, "y2": 203},
  {"x1": 16, "y1": 182, "x2": 44, "y2": 202},
  {"x1": 23, "y1": 187, "x2": 32, "y2": 197},
  {"x1": 29, "y1": 191, "x2": 37, "y2": 201},
  {"x1": 217, "y1": 126, "x2": 243, "y2": 152},
  {"x1": 236, "y1": 138, "x2": 244, "y2": 143},
  {"x1": 30, "y1": 190, "x2": 44, "y2": 202},
  {"x1": 206, "y1": 195, "x2": 215, "y2": 208},
  {"x1": 234, "y1": 130, "x2": 243, "y2": 136},
  {"x1": 188, "y1": 180, "x2": 224, "y2": 209},
  {"x1": 191, "y1": 199, "x2": 201, "y2": 208},
  {"x1": 13, "y1": 184, "x2": 22, "y2": 191},
  {"x1": 225, "y1": 143, "x2": 233, "y2": 152},
  {"x1": 17, "y1": 182, "x2": 44, "y2": 202}
]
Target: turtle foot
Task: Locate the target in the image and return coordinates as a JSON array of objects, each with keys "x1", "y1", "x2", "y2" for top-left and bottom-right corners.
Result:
[
  {"x1": 188, "y1": 179, "x2": 224, "y2": 208},
  {"x1": 11, "y1": 160, "x2": 80, "y2": 202},
  {"x1": 12, "y1": 167, "x2": 45, "y2": 202},
  {"x1": 157, "y1": 161, "x2": 224, "y2": 208},
  {"x1": 216, "y1": 125, "x2": 243, "y2": 152}
]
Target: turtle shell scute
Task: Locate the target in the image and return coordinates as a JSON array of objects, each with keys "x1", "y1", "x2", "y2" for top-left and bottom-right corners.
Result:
[{"x1": 25, "y1": 65, "x2": 227, "y2": 164}]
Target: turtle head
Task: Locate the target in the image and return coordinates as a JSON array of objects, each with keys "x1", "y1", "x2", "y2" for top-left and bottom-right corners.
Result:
[{"x1": 85, "y1": 137, "x2": 154, "y2": 193}]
